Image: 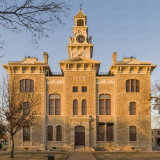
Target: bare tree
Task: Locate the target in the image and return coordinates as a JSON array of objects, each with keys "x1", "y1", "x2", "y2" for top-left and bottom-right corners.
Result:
[
  {"x1": 0, "y1": 76, "x2": 41, "y2": 158},
  {"x1": 0, "y1": 0, "x2": 70, "y2": 55},
  {"x1": 0, "y1": 122, "x2": 6, "y2": 139},
  {"x1": 150, "y1": 80, "x2": 160, "y2": 112},
  {"x1": 149, "y1": 80, "x2": 160, "y2": 129}
]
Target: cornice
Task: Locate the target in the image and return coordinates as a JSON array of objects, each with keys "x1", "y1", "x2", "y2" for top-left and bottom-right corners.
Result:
[{"x1": 109, "y1": 64, "x2": 157, "y2": 74}]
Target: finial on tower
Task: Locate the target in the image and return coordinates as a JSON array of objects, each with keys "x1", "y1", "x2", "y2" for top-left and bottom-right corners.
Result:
[{"x1": 80, "y1": 3, "x2": 83, "y2": 10}]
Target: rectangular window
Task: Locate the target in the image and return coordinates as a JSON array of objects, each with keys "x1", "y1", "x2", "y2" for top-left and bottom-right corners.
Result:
[
  {"x1": 73, "y1": 100, "x2": 78, "y2": 115},
  {"x1": 73, "y1": 87, "x2": 78, "y2": 92},
  {"x1": 30, "y1": 80, "x2": 34, "y2": 92},
  {"x1": 82, "y1": 100, "x2": 87, "y2": 115},
  {"x1": 25, "y1": 79, "x2": 29, "y2": 92},
  {"x1": 106, "y1": 99, "x2": 111, "y2": 115},
  {"x1": 107, "y1": 124, "x2": 113, "y2": 141},
  {"x1": 126, "y1": 80, "x2": 130, "y2": 92},
  {"x1": 130, "y1": 126, "x2": 136, "y2": 141},
  {"x1": 56, "y1": 126, "x2": 62, "y2": 141},
  {"x1": 48, "y1": 126, "x2": 53, "y2": 141},
  {"x1": 99, "y1": 99, "x2": 104, "y2": 115},
  {"x1": 136, "y1": 80, "x2": 139, "y2": 92},
  {"x1": 20, "y1": 80, "x2": 24, "y2": 92},
  {"x1": 82, "y1": 87, "x2": 87, "y2": 92},
  {"x1": 131, "y1": 79, "x2": 135, "y2": 92},
  {"x1": 158, "y1": 131, "x2": 160, "y2": 135},
  {"x1": 55, "y1": 99, "x2": 60, "y2": 115},
  {"x1": 23, "y1": 126, "x2": 30, "y2": 141},
  {"x1": 49, "y1": 99, "x2": 54, "y2": 115},
  {"x1": 130, "y1": 102, "x2": 136, "y2": 115},
  {"x1": 98, "y1": 124, "x2": 104, "y2": 141},
  {"x1": 23, "y1": 102, "x2": 30, "y2": 115}
]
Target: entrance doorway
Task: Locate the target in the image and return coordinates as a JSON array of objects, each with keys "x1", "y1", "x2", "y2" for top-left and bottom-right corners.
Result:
[{"x1": 75, "y1": 126, "x2": 85, "y2": 145}]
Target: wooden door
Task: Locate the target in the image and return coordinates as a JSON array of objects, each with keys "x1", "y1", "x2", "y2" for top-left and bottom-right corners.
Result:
[{"x1": 75, "y1": 132, "x2": 85, "y2": 145}]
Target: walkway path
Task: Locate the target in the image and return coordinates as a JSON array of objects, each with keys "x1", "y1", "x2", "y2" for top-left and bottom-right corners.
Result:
[{"x1": 66, "y1": 152, "x2": 94, "y2": 160}]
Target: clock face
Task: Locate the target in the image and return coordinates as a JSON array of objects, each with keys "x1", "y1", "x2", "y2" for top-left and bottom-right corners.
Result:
[{"x1": 76, "y1": 35, "x2": 85, "y2": 43}]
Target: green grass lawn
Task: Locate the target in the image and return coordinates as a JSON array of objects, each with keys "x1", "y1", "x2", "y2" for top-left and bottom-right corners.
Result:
[
  {"x1": 92, "y1": 152, "x2": 160, "y2": 160},
  {"x1": 0, "y1": 151, "x2": 68, "y2": 160}
]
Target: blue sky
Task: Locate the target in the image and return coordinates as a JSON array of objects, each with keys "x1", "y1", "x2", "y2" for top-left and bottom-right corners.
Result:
[{"x1": 0, "y1": 0, "x2": 160, "y2": 128}]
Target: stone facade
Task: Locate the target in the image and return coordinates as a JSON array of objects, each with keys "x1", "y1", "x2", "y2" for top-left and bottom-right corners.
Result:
[{"x1": 2, "y1": 9, "x2": 157, "y2": 152}]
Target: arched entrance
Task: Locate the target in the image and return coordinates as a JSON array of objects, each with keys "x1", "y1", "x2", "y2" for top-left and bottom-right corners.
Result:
[{"x1": 75, "y1": 126, "x2": 85, "y2": 145}]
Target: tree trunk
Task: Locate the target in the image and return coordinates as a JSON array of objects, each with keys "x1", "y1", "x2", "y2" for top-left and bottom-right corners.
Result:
[{"x1": 10, "y1": 135, "x2": 14, "y2": 158}]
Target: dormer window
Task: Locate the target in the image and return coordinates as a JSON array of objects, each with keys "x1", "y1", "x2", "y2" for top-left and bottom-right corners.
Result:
[{"x1": 77, "y1": 19, "x2": 84, "y2": 26}]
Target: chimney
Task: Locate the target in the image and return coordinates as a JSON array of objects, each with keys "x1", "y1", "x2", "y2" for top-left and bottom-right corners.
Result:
[
  {"x1": 43, "y1": 52, "x2": 48, "y2": 64},
  {"x1": 112, "y1": 52, "x2": 117, "y2": 65}
]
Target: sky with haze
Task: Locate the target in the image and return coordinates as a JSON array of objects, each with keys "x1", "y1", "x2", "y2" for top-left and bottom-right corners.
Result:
[{"x1": 0, "y1": 0, "x2": 160, "y2": 128}]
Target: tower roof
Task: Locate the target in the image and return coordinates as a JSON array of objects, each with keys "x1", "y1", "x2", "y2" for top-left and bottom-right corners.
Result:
[{"x1": 74, "y1": 8, "x2": 86, "y2": 18}]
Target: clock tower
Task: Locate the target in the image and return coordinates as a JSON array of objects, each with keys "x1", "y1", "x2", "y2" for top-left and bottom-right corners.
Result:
[{"x1": 67, "y1": 8, "x2": 94, "y2": 59}]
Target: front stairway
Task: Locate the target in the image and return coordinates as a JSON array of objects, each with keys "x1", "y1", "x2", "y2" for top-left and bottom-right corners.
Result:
[{"x1": 74, "y1": 145, "x2": 85, "y2": 152}]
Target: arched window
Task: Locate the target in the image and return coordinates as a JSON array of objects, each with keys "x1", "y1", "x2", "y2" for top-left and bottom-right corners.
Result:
[
  {"x1": 130, "y1": 126, "x2": 136, "y2": 141},
  {"x1": 77, "y1": 19, "x2": 84, "y2": 26},
  {"x1": 49, "y1": 94, "x2": 61, "y2": 115},
  {"x1": 82, "y1": 99, "x2": 87, "y2": 115},
  {"x1": 20, "y1": 79, "x2": 34, "y2": 92},
  {"x1": 73, "y1": 99, "x2": 78, "y2": 115},
  {"x1": 48, "y1": 126, "x2": 53, "y2": 141},
  {"x1": 126, "y1": 79, "x2": 140, "y2": 92},
  {"x1": 56, "y1": 126, "x2": 62, "y2": 141},
  {"x1": 130, "y1": 102, "x2": 136, "y2": 115},
  {"x1": 99, "y1": 94, "x2": 111, "y2": 115}
]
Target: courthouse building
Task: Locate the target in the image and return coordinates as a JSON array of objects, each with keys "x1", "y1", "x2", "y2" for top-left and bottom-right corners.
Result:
[{"x1": 3, "y1": 9, "x2": 157, "y2": 151}]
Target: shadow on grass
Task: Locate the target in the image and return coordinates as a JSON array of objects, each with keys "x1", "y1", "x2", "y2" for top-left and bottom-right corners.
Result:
[
  {"x1": 0, "y1": 152, "x2": 68, "y2": 160},
  {"x1": 92, "y1": 152, "x2": 160, "y2": 160}
]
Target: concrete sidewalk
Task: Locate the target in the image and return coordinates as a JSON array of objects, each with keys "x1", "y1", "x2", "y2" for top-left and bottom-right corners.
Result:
[{"x1": 66, "y1": 152, "x2": 94, "y2": 160}]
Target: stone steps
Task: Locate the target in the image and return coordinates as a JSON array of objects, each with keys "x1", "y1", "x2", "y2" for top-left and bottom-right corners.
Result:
[{"x1": 74, "y1": 145, "x2": 85, "y2": 152}]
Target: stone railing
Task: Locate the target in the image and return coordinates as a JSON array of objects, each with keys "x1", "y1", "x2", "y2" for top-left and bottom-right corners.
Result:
[
  {"x1": 97, "y1": 72, "x2": 113, "y2": 76},
  {"x1": 52, "y1": 72, "x2": 63, "y2": 75}
]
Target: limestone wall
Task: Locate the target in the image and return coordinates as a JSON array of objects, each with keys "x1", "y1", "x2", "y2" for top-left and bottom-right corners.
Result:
[
  {"x1": 115, "y1": 74, "x2": 151, "y2": 151},
  {"x1": 8, "y1": 74, "x2": 45, "y2": 151},
  {"x1": 8, "y1": 71, "x2": 152, "y2": 151}
]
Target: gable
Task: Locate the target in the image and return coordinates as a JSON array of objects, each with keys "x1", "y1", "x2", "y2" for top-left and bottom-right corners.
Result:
[
  {"x1": 126, "y1": 59, "x2": 140, "y2": 64},
  {"x1": 116, "y1": 58, "x2": 151, "y2": 65},
  {"x1": 59, "y1": 56, "x2": 101, "y2": 64}
]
